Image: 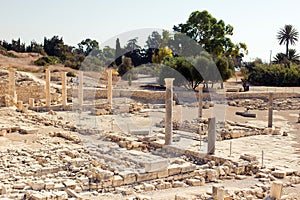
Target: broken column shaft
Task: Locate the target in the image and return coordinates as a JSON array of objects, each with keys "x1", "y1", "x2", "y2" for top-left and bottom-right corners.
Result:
[
  {"x1": 268, "y1": 93, "x2": 273, "y2": 128},
  {"x1": 207, "y1": 117, "x2": 216, "y2": 155},
  {"x1": 61, "y1": 72, "x2": 67, "y2": 107},
  {"x1": 107, "y1": 69, "x2": 113, "y2": 110},
  {"x1": 78, "y1": 71, "x2": 83, "y2": 108},
  {"x1": 165, "y1": 78, "x2": 174, "y2": 145},
  {"x1": 45, "y1": 68, "x2": 51, "y2": 107}
]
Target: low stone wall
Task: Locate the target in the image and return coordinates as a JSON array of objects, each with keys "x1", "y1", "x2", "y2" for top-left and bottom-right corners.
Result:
[{"x1": 70, "y1": 88, "x2": 300, "y2": 104}]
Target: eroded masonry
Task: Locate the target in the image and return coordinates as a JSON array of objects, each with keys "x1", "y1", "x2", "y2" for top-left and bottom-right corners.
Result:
[{"x1": 0, "y1": 67, "x2": 300, "y2": 200}]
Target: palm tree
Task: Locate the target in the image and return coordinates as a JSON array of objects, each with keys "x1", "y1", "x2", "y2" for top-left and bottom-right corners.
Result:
[
  {"x1": 273, "y1": 49, "x2": 300, "y2": 64},
  {"x1": 277, "y1": 25, "x2": 299, "y2": 57}
]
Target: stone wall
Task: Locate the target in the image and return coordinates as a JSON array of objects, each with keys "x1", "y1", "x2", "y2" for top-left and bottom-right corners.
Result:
[
  {"x1": 16, "y1": 85, "x2": 45, "y2": 103},
  {"x1": 70, "y1": 88, "x2": 300, "y2": 104},
  {"x1": 0, "y1": 82, "x2": 45, "y2": 104}
]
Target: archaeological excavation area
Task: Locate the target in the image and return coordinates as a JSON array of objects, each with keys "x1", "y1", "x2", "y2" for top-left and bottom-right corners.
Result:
[{"x1": 0, "y1": 67, "x2": 300, "y2": 200}]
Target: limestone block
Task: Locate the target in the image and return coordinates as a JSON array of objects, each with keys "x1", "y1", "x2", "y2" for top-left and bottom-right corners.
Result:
[
  {"x1": 143, "y1": 183, "x2": 155, "y2": 191},
  {"x1": 53, "y1": 191, "x2": 68, "y2": 200},
  {"x1": 157, "y1": 168, "x2": 169, "y2": 178},
  {"x1": 13, "y1": 182, "x2": 26, "y2": 189},
  {"x1": 136, "y1": 172, "x2": 157, "y2": 182},
  {"x1": 271, "y1": 170, "x2": 286, "y2": 179},
  {"x1": 130, "y1": 129, "x2": 150, "y2": 136},
  {"x1": 30, "y1": 180, "x2": 45, "y2": 191},
  {"x1": 145, "y1": 160, "x2": 168, "y2": 172},
  {"x1": 112, "y1": 175, "x2": 124, "y2": 187},
  {"x1": 31, "y1": 193, "x2": 47, "y2": 200},
  {"x1": 65, "y1": 188, "x2": 82, "y2": 199},
  {"x1": 180, "y1": 163, "x2": 196, "y2": 173},
  {"x1": 45, "y1": 181, "x2": 55, "y2": 190},
  {"x1": 240, "y1": 154, "x2": 257, "y2": 162},
  {"x1": 119, "y1": 171, "x2": 137, "y2": 185},
  {"x1": 186, "y1": 178, "x2": 202, "y2": 186},
  {"x1": 262, "y1": 127, "x2": 280, "y2": 135},
  {"x1": 91, "y1": 108, "x2": 109, "y2": 115},
  {"x1": 54, "y1": 183, "x2": 65, "y2": 190},
  {"x1": 63, "y1": 179, "x2": 76, "y2": 189},
  {"x1": 101, "y1": 179, "x2": 112, "y2": 187},
  {"x1": 172, "y1": 181, "x2": 186, "y2": 188},
  {"x1": 168, "y1": 164, "x2": 182, "y2": 176},
  {"x1": 95, "y1": 169, "x2": 114, "y2": 181}
]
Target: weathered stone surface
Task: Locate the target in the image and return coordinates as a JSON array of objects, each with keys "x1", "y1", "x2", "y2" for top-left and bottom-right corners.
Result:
[
  {"x1": 240, "y1": 154, "x2": 257, "y2": 162},
  {"x1": 136, "y1": 172, "x2": 157, "y2": 182},
  {"x1": 186, "y1": 178, "x2": 202, "y2": 186},
  {"x1": 172, "y1": 181, "x2": 186, "y2": 188},
  {"x1": 112, "y1": 175, "x2": 124, "y2": 187},
  {"x1": 65, "y1": 188, "x2": 82, "y2": 199},
  {"x1": 30, "y1": 180, "x2": 45, "y2": 191},
  {"x1": 271, "y1": 170, "x2": 286, "y2": 179},
  {"x1": 145, "y1": 160, "x2": 168, "y2": 173},
  {"x1": 270, "y1": 181, "x2": 283, "y2": 200},
  {"x1": 119, "y1": 171, "x2": 137, "y2": 185},
  {"x1": 168, "y1": 164, "x2": 182, "y2": 176},
  {"x1": 143, "y1": 183, "x2": 155, "y2": 191},
  {"x1": 20, "y1": 126, "x2": 39, "y2": 134},
  {"x1": 63, "y1": 179, "x2": 76, "y2": 189}
]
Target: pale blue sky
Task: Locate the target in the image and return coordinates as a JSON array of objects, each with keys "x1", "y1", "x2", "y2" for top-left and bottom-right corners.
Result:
[{"x1": 1, "y1": 0, "x2": 300, "y2": 62}]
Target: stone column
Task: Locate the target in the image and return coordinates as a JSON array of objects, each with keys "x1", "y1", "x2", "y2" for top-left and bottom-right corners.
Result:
[
  {"x1": 78, "y1": 71, "x2": 83, "y2": 108},
  {"x1": 107, "y1": 69, "x2": 113, "y2": 109},
  {"x1": 29, "y1": 98, "x2": 34, "y2": 108},
  {"x1": 198, "y1": 86, "x2": 203, "y2": 119},
  {"x1": 45, "y1": 68, "x2": 51, "y2": 107},
  {"x1": 207, "y1": 117, "x2": 216, "y2": 155},
  {"x1": 165, "y1": 78, "x2": 174, "y2": 145},
  {"x1": 268, "y1": 93, "x2": 273, "y2": 128},
  {"x1": 8, "y1": 68, "x2": 17, "y2": 102},
  {"x1": 61, "y1": 72, "x2": 67, "y2": 107},
  {"x1": 270, "y1": 181, "x2": 283, "y2": 199}
]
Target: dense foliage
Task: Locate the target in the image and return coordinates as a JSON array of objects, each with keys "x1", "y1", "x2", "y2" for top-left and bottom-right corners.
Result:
[{"x1": 245, "y1": 62, "x2": 300, "y2": 86}]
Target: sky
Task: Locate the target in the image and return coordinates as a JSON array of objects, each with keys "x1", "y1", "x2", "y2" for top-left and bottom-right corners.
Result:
[{"x1": 1, "y1": 0, "x2": 300, "y2": 62}]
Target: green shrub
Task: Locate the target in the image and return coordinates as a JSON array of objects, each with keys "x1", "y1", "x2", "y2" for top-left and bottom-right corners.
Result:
[
  {"x1": 248, "y1": 63, "x2": 300, "y2": 86},
  {"x1": 34, "y1": 56, "x2": 61, "y2": 66},
  {"x1": 66, "y1": 71, "x2": 76, "y2": 77}
]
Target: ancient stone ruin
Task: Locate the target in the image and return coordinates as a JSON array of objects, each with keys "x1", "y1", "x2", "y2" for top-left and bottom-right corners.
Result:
[{"x1": 0, "y1": 67, "x2": 300, "y2": 199}]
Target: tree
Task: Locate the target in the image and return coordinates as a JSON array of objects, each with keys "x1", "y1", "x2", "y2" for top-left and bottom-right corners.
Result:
[
  {"x1": 174, "y1": 10, "x2": 235, "y2": 56},
  {"x1": 125, "y1": 37, "x2": 141, "y2": 52},
  {"x1": 152, "y1": 47, "x2": 173, "y2": 64},
  {"x1": 115, "y1": 38, "x2": 124, "y2": 59},
  {"x1": 145, "y1": 31, "x2": 162, "y2": 49},
  {"x1": 26, "y1": 41, "x2": 46, "y2": 55},
  {"x1": 43, "y1": 36, "x2": 65, "y2": 57},
  {"x1": 78, "y1": 38, "x2": 99, "y2": 56},
  {"x1": 277, "y1": 24, "x2": 298, "y2": 57},
  {"x1": 273, "y1": 49, "x2": 300, "y2": 65}
]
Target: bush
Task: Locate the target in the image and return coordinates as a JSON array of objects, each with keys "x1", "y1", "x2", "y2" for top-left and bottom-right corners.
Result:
[
  {"x1": 34, "y1": 56, "x2": 61, "y2": 66},
  {"x1": 248, "y1": 63, "x2": 300, "y2": 86},
  {"x1": 66, "y1": 71, "x2": 76, "y2": 77}
]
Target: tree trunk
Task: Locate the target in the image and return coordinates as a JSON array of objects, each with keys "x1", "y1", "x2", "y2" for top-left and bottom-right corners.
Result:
[{"x1": 286, "y1": 40, "x2": 289, "y2": 58}]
